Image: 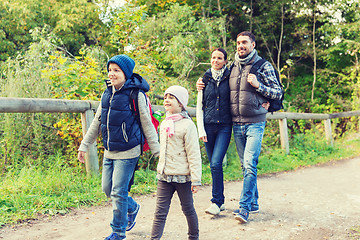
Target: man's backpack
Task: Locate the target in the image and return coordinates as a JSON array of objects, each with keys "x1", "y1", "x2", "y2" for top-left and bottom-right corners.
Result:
[
  {"x1": 129, "y1": 89, "x2": 160, "y2": 153},
  {"x1": 249, "y1": 58, "x2": 285, "y2": 113}
]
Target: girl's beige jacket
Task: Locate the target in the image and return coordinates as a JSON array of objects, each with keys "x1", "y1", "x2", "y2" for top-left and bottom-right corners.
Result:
[{"x1": 157, "y1": 117, "x2": 202, "y2": 185}]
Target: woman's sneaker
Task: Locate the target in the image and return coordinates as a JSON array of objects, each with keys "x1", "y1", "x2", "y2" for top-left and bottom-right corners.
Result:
[
  {"x1": 126, "y1": 203, "x2": 140, "y2": 231},
  {"x1": 220, "y1": 204, "x2": 225, "y2": 211},
  {"x1": 205, "y1": 203, "x2": 221, "y2": 215}
]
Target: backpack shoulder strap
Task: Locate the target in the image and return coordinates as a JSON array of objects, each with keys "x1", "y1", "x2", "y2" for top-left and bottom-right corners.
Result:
[
  {"x1": 229, "y1": 61, "x2": 235, "y2": 72},
  {"x1": 129, "y1": 88, "x2": 140, "y2": 118},
  {"x1": 129, "y1": 88, "x2": 145, "y2": 154},
  {"x1": 250, "y1": 58, "x2": 267, "y2": 75}
]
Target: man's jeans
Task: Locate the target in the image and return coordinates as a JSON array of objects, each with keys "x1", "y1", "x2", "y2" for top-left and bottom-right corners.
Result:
[
  {"x1": 233, "y1": 121, "x2": 265, "y2": 212},
  {"x1": 204, "y1": 123, "x2": 232, "y2": 206},
  {"x1": 102, "y1": 156, "x2": 139, "y2": 236}
]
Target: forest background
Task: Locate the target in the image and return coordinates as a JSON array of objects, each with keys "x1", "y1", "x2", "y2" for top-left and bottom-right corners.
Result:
[{"x1": 0, "y1": 0, "x2": 360, "y2": 227}]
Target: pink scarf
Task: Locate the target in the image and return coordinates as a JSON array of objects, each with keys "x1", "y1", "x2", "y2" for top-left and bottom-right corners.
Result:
[{"x1": 164, "y1": 113, "x2": 184, "y2": 137}]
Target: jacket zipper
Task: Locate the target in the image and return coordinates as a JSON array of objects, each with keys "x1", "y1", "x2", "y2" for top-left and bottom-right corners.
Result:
[
  {"x1": 122, "y1": 122, "x2": 128, "y2": 142},
  {"x1": 106, "y1": 90, "x2": 115, "y2": 150}
]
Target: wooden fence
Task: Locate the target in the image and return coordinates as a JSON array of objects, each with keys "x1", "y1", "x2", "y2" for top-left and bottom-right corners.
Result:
[{"x1": 1, "y1": 97, "x2": 360, "y2": 175}]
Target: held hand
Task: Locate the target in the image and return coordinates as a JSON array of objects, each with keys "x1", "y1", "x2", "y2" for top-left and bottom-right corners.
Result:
[
  {"x1": 262, "y1": 102, "x2": 270, "y2": 110},
  {"x1": 247, "y1": 73, "x2": 260, "y2": 88},
  {"x1": 200, "y1": 136, "x2": 208, "y2": 142},
  {"x1": 196, "y1": 78, "x2": 205, "y2": 91},
  {"x1": 78, "y1": 151, "x2": 86, "y2": 163},
  {"x1": 191, "y1": 185, "x2": 199, "y2": 193}
]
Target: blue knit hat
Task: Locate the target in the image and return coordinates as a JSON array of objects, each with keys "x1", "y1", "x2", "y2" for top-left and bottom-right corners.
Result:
[{"x1": 107, "y1": 54, "x2": 135, "y2": 80}]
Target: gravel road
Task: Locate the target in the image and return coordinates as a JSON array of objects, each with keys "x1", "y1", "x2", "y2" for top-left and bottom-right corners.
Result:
[{"x1": 1, "y1": 157, "x2": 359, "y2": 240}]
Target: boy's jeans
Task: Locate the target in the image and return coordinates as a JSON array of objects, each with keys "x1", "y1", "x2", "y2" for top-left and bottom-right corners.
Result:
[
  {"x1": 233, "y1": 121, "x2": 265, "y2": 212},
  {"x1": 204, "y1": 123, "x2": 232, "y2": 206},
  {"x1": 102, "y1": 156, "x2": 139, "y2": 237}
]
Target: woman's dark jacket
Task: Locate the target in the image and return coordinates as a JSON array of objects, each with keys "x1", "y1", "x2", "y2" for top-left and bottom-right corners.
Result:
[{"x1": 202, "y1": 68, "x2": 232, "y2": 125}]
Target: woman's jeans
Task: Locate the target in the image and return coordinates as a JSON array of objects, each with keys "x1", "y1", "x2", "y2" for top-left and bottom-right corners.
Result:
[
  {"x1": 151, "y1": 181, "x2": 199, "y2": 240},
  {"x1": 204, "y1": 123, "x2": 232, "y2": 207},
  {"x1": 233, "y1": 121, "x2": 265, "y2": 212},
  {"x1": 102, "y1": 156, "x2": 139, "y2": 237}
]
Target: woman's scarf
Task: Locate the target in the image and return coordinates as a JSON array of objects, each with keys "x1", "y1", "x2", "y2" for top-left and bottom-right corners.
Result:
[{"x1": 211, "y1": 65, "x2": 226, "y2": 85}]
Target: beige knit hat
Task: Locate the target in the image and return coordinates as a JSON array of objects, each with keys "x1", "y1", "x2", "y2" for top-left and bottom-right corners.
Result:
[{"x1": 164, "y1": 85, "x2": 189, "y2": 109}]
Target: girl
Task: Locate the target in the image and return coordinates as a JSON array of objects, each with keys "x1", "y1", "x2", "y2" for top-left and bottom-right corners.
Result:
[
  {"x1": 151, "y1": 86, "x2": 202, "y2": 240},
  {"x1": 196, "y1": 48, "x2": 232, "y2": 215},
  {"x1": 78, "y1": 54, "x2": 160, "y2": 240}
]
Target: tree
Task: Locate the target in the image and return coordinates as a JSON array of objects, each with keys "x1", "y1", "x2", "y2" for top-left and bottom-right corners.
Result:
[{"x1": 0, "y1": 0, "x2": 111, "y2": 61}]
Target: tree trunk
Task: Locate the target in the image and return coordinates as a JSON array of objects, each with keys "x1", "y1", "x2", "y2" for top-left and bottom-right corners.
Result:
[
  {"x1": 217, "y1": 0, "x2": 227, "y2": 49},
  {"x1": 311, "y1": 6, "x2": 317, "y2": 102},
  {"x1": 277, "y1": 4, "x2": 284, "y2": 77},
  {"x1": 249, "y1": 0, "x2": 253, "y2": 32},
  {"x1": 202, "y1": 0, "x2": 212, "y2": 50}
]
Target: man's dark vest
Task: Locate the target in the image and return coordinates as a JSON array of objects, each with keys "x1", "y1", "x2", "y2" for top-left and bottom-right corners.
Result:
[{"x1": 229, "y1": 55, "x2": 268, "y2": 123}]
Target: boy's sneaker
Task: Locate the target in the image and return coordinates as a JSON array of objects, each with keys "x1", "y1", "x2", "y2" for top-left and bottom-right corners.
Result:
[
  {"x1": 235, "y1": 209, "x2": 249, "y2": 223},
  {"x1": 126, "y1": 203, "x2": 140, "y2": 231},
  {"x1": 249, "y1": 205, "x2": 259, "y2": 213},
  {"x1": 232, "y1": 206, "x2": 259, "y2": 215},
  {"x1": 104, "y1": 232, "x2": 126, "y2": 240},
  {"x1": 205, "y1": 203, "x2": 221, "y2": 215}
]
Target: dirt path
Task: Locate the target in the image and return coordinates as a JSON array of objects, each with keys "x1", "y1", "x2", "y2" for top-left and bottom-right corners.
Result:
[{"x1": 1, "y1": 157, "x2": 360, "y2": 240}]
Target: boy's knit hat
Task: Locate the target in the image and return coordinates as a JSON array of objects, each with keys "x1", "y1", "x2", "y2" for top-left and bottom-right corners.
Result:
[
  {"x1": 164, "y1": 85, "x2": 189, "y2": 109},
  {"x1": 107, "y1": 54, "x2": 135, "y2": 80}
]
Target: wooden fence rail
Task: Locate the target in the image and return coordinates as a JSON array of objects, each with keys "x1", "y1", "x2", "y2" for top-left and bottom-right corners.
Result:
[{"x1": 1, "y1": 97, "x2": 359, "y2": 174}]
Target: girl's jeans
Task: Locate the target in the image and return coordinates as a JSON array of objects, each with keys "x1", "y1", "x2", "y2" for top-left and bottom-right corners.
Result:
[
  {"x1": 204, "y1": 123, "x2": 232, "y2": 207},
  {"x1": 102, "y1": 156, "x2": 139, "y2": 237},
  {"x1": 233, "y1": 121, "x2": 265, "y2": 212},
  {"x1": 151, "y1": 180, "x2": 199, "y2": 240}
]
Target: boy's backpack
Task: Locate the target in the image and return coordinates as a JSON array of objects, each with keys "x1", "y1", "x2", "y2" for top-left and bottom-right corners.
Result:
[
  {"x1": 129, "y1": 88, "x2": 160, "y2": 153},
  {"x1": 249, "y1": 58, "x2": 285, "y2": 113}
]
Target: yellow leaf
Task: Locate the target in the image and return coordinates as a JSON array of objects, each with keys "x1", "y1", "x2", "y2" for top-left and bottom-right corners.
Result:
[{"x1": 57, "y1": 56, "x2": 67, "y2": 65}]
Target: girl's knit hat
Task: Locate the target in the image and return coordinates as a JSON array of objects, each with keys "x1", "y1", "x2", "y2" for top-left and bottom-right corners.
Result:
[
  {"x1": 164, "y1": 85, "x2": 189, "y2": 109},
  {"x1": 107, "y1": 54, "x2": 135, "y2": 80}
]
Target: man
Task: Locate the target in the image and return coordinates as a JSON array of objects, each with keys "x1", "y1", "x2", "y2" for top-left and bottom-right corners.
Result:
[{"x1": 197, "y1": 31, "x2": 283, "y2": 224}]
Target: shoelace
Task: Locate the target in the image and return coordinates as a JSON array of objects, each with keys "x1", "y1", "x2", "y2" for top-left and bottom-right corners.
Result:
[{"x1": 106, "y1": 233, "x2": 119, "y2": 240}]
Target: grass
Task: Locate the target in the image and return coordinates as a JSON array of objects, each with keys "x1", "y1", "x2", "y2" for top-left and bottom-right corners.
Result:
[
  {"x1": 0, "y1": 153, "x2": 106, "y2": 227},
  {"x1": 1, "y1": 132, "x2": 360, "y2": 228}
]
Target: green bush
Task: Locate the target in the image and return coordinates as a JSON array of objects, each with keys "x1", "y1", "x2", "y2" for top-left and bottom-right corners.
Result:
[{"x1": 0, "y1": 152, "x2": 105, "y2": 227}]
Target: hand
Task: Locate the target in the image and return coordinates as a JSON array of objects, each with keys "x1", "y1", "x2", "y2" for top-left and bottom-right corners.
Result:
[
  {"x1": 200, "y1": 136, "x2": 208, "y2": 142},
  {"x1": 247, "y1": 73, "x2": 260, "y2": 88},
  {"x1": 196, "y1": 78, "x2": 205, "y2": 91},
  {"x1": 262, "y1": 102, "x2": 270, "y2": 110},
  {"x1": 191, "y1": 185, "x2": 199, "y2": 193},
  {"x1": 78, "y1": 151, "x2": 86, "y2": 163}
]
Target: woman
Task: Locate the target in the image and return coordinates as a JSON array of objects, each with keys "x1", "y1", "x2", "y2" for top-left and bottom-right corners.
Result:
[{"x1": 196, "y1": 48, "x2": 232, "y2": 215}]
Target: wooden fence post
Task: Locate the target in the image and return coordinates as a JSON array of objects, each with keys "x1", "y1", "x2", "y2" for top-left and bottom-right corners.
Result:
[
  {"x1": 279, "y1": 118, "x2": 290, "y2": 154},
  {"x1": 324, "y1": 119, "x2": 334, "y2": 146},
  {"x1": 80, "y1": 110, "x2": 99, "y2": 175}
]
